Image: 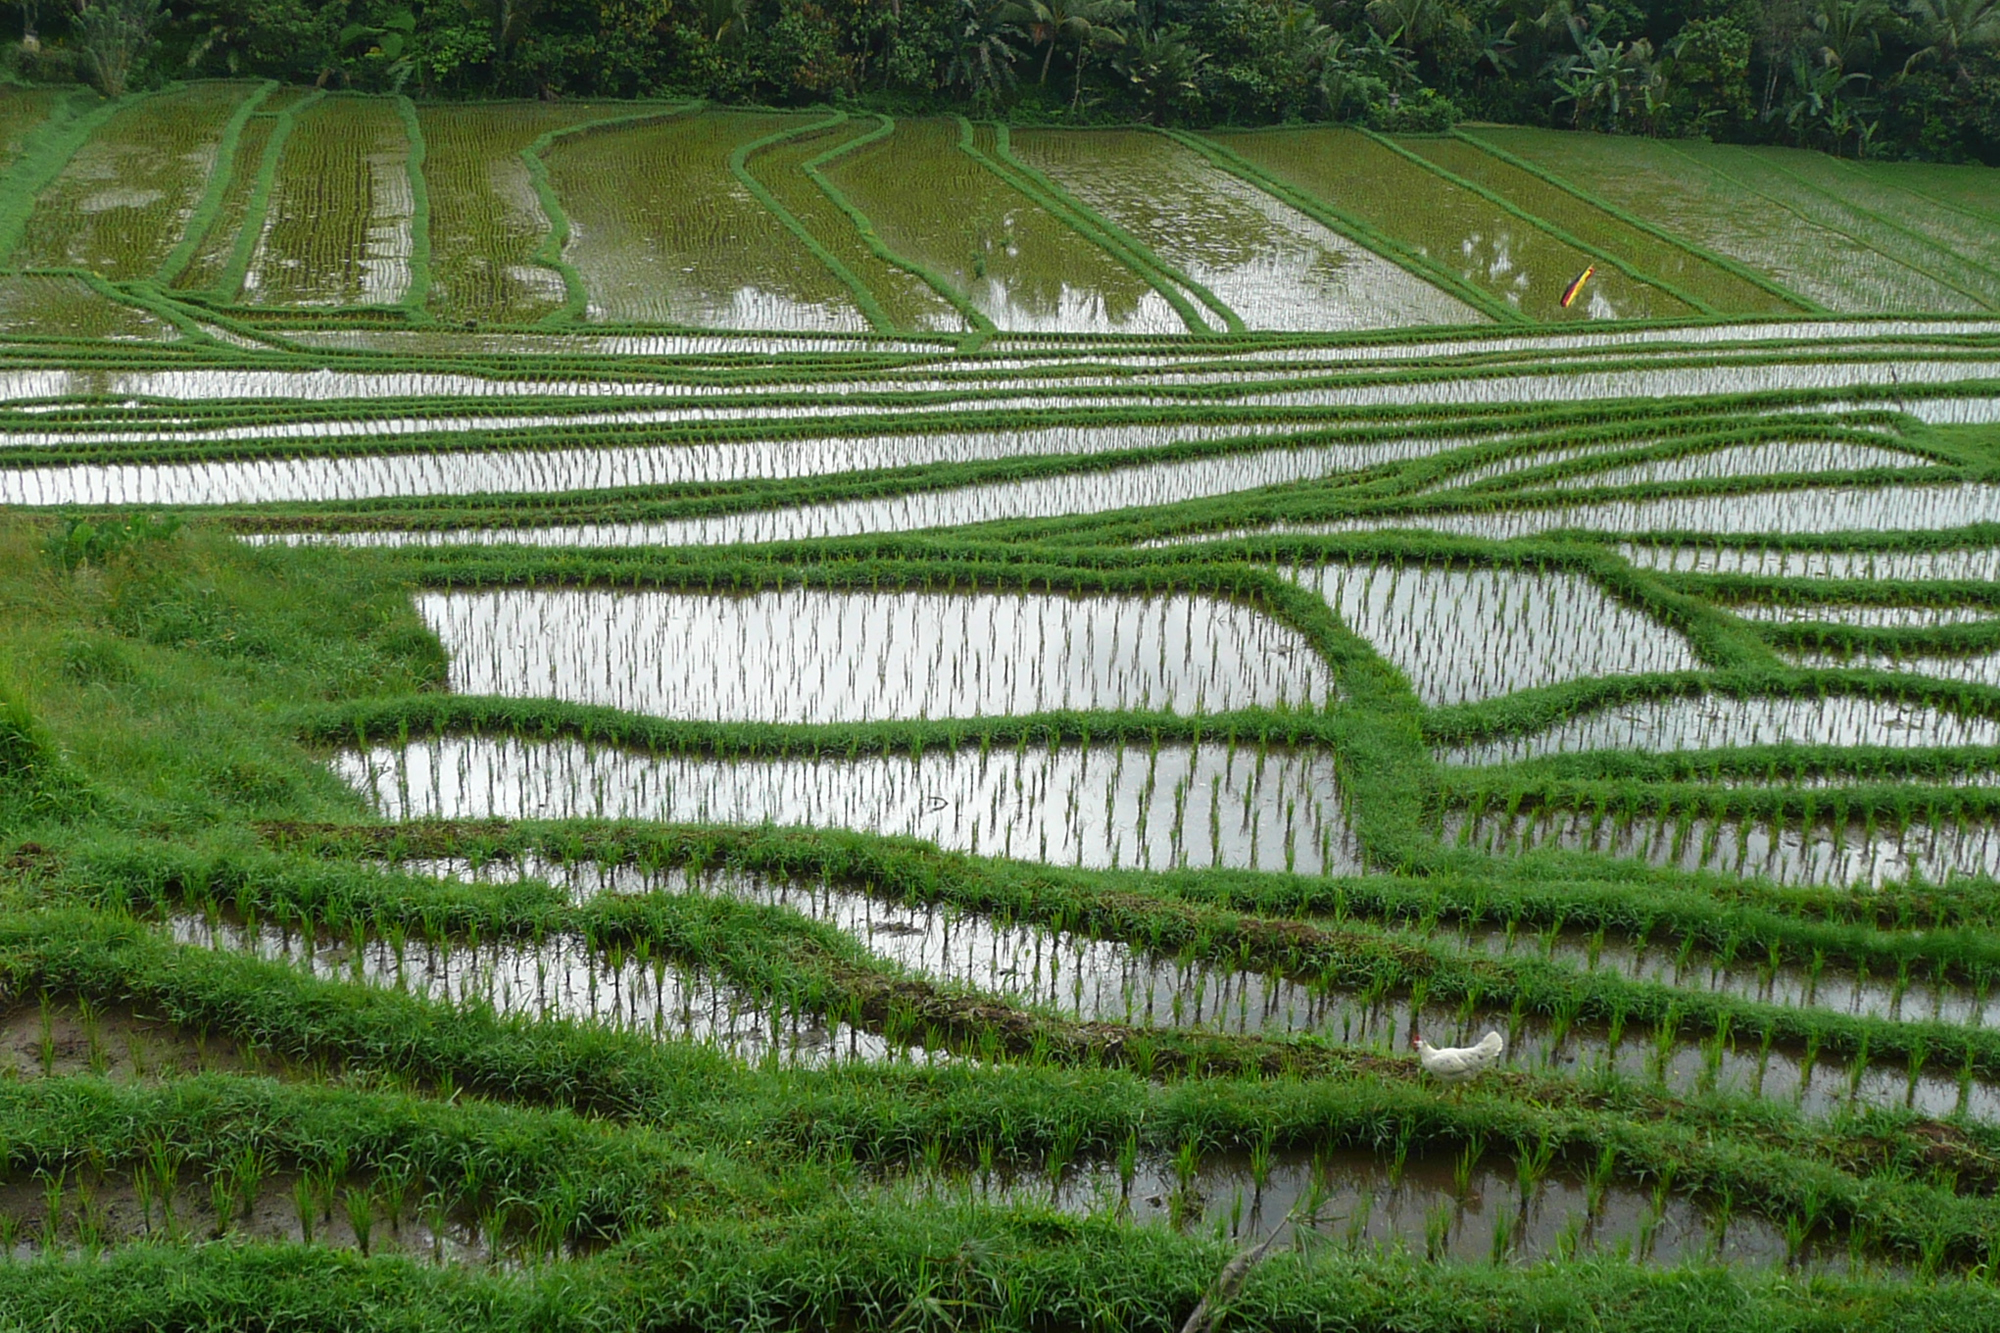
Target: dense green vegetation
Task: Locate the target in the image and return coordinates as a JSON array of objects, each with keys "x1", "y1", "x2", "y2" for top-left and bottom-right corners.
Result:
[{"x1": 5, "y1": 0, "x2": 2000, "y2": 162}]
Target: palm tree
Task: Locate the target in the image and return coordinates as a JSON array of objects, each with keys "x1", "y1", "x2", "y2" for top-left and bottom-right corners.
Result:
[
  {"x1": 1005, "y1": 0, "x2": 1135, "y2": 100},
  {"x1": 1901, "y1": 0, "x2": 2000, "y2": 82},
  {"x1": 1364, "y1": 0, "x2": 1470, "y2": 53},
  {"x1": 1904, "y1": 0, "x2": 2000, "y2": 81},
  {"x1": 693, "y1": 0, "x2": 751, "y2": 45},
  {"x1": 1550, "y1": 29, "x2": 1655, "y2": 129},
  {"x1": 1115, "y1": 24, "x2": 1208, "y2": 122},
  {"x1": 945, "y1": 0, "x2": 1024, "y2": 103},
  {"x1": 74, "y1": 0, "x2": 165, "y2": 96},
  {"x1": 1809, "y1": 0, "x2": 1892, "y2": 72}
]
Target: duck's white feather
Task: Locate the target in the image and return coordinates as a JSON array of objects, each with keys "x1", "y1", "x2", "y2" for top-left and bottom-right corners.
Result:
[{"x1": 1414, "y1": 1031, "x2": 1504, "y2": 1084}]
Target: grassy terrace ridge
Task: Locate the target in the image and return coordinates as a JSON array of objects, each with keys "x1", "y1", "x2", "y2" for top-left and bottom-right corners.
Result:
[{"x1": 3, "y1": 102, "x2": 2000, "y2": 1328}]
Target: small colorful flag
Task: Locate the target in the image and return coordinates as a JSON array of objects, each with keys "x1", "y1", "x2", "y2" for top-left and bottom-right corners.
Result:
[{"x1": 1559, "y1": 264, "x2": 1596, "y2": 310}]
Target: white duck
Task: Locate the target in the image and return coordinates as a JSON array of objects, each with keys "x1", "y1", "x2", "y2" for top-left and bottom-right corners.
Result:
[{"x1": 1412, "y1": 1030, "x2": 1505, "y2": 1085}]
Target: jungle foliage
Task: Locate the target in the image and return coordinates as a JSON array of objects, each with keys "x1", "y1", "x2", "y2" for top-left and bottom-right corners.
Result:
[{"x1": 4, "y1": 0, "x2": 1999, "y2": 161}]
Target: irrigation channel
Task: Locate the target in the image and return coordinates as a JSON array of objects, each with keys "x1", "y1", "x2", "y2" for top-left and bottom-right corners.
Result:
[{"x1": 8, "y1": 95, "x2": 2000, "y2": 1321}]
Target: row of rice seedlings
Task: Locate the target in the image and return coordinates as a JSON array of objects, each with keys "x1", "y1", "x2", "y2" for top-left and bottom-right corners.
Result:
[
  {"x1": 1864, "y1": 395, "x2": 2000, "y2": 425},
  {"x1": 1459, "y1": 919, "x2": 1996, "y2": 1027},
  {"x1": 419, "y1": 587, "x2": 1335, "y2": 724},
  {"x1": 1394, "y1": 137, "x2": 1797, "y2": 317},
  {"x1": 820, "y1": 119, "x2": 1185, "y2": 335},
  {"x1": 168, "y1": 911, "x2": 912, "y2": 1069},
  {"x1": 0, "y1": 421, "x2": 1300, "y2": 506},
  {"x1": 0, "y1": 1155, "x2": 486, "y2": 1263},
  {"x1": 1735, "y1": 147, "x2": 2000, "y2": 296},
  {"x1": 1228, "y1": 483, "x2": 2000, "y2": 546},
  {"x1": 744, "y1": 116, "x2": 968, "y2": 334},
  {"x1": 0, "y1": 275, "x2": 176, "y2": 343},
  {"x1": 332, "y1": 736, "x2": 1365, "y2": 876},
  {"x1": 923, "y1": 1143, "x2": 1829, "y2": 1271},
  {"x1": 1227, "y1": 357, "x2": 2000, "y2": 411},
  {"x1": 1787, "y1": 647, "x2": 2000, "y2": 690},
  {"x1": 13, "y1": 82, "x2": 256, "y2": 279},
  {"x1": 412, "y1": 855, "x2": 1340, "y2": 1037},
  {"x1": 0, "y1": 375, "x2": 1571, "y2": 443},
  {"x1": 498, "y1": 855, "x2": 2000, "y2": 1055},
  {"x1": 1207, "y1": 318, "x2": 2000, "y2": 360},
  {"x1": 1437, "y1": 695, "x2": 2000, "y2": 767},
  {"x1": 241, "y1": 95, "x2": 414, "y2": 308},
  {"x1": 0, "y1": 995, "x2": 267, "y2": 1082},
  {"x1": 1413, "y1": 425, "x2": 1904, "y2": 500},
  {"x1": 1289, "y1": 562, "x2": 1697, "y2": 706},
  {"x1": 0, "y1": 367, "x2": 1187, "y2": 415},
  {"x1": 1619, "y1": 542, "x2": 2000, "y2": 581},
  {"x1": 544, "y1": 110, "x2": 868, "y2": 331},
  {"x1": 1, "y1": 347, "x2": 1992, "y2": 413},
  {"x1": 1680, "y1": 143, "x2": 2000, "y2": 310},
  {"x1": 1727, "y1": 604, "x2": 1999, "y2": 628},
  {"x1": 409, "y1": 825, "x2": 2000, "y2": 993},
  {"x1": 0, "y1": 366, "x2": 654, "y2": 408},
  {"x1": 0, "y1": 85, "x2": 66, "y2": 177},
  {"x1": 182, "y1": 852, "x2": 2000, "y2": 1119},
  {"x1": 260, "y1": 439, "x2": 1465, "y2": 547},
  {"x1": 251, "y1": 323, "x2": 1582, "y2": 359},
  {"x1": 1205, "y1": 127, "x2": 1689, "y2": 322},
  {"x1": 69, "y1": 341, "x2": 1962, "y2": 401},
  {"x1": 1010, "y1": 130, "x2": 1474, "y2": 332},
  {"x1": 278, "y1": 329, "x2": 963, "y2": 357},
  {"x1": 1520, "y1": 440, "x2": 1932, "y2": 490},
  {"x1": 1416, "y1": 437, "x2": 1669, "y2": 492},
  {"x1": 1396, "y1": 983, "x2": 1998, "y2": 1119},
  {"x1": 1452, "y1": 803, "x2": 2000, "y2": 902},
  {"x1": 1847, "y1": 160, "x2": 2000, "y2": 226},
  {"x1": 417, "y1": 101, "x2": 636, "y2": 326},
  {"x1": 168, "y1": 87, "x2": 316, "y2": 293},
  {"x1": 1467, "y1": 129, "x2": 1977, "y2": 315}
]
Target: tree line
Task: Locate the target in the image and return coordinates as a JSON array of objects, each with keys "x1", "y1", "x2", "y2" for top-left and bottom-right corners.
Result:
[{"x1": 9, "y1": 0, "x2": 1999, "y2": 162}]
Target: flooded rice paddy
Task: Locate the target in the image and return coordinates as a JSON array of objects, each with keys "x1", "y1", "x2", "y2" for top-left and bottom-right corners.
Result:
[
  {"x1": 1786, "y1": 648, "x2": 2000, "y2": 690},
  {"x1": 167, "y1": 911, "x2": 914, "y2": 1067},
  {"x1": 1617, "y1": 544, "x2": 2000, "y2": 580},
  {"x1": 1437, "y1": 695, "x2": 2000, "y2": 766},
  {"x1": 1729, "y1": 604, "x2": 2000, "y2": 627},
  {"x1": 1452, "y1": 803, "x2": 2000, "y2": 894},
  {"x1": 1, "y1": 432, "x2": 1457, "y2": 510},
  {"x1": 977, "y1": 1145, "x2": 1817, "y2": 1270},
  {"x1": 1011, "y1": 129, "x2": 1478, "y2": 332},
  {"x1": 420, "y1": 587, "x2": 1335, "y2": 722},
  {"x1": 334, "y1": 738, "x2": 1364, "y2": 875},
  {"x1": 1289, "y1": 563, "x2": 1698, "y2": 705},
  {"x1": 380, "y1": 856, "x2": 2000, "y2": 1118},
  {"x1": 249, "y1": 440, "x2": 1456, "y2": 546},
  {"x1": 1539, "y1": 440, "x2": 1931, "y2": 488},
  {"x1": 1204, "y1": 484, "x2": 2000, "y2": 544}
]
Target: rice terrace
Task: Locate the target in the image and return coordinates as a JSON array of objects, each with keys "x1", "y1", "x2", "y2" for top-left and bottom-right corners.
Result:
[{"x1": 4, "y1": 0, "x2": 2000, "y2": 1324}]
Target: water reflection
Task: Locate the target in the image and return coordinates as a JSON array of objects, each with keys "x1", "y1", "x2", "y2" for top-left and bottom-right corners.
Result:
[{"x1": 421, "y1": 587, "x2": 1336, "y2": 723}]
